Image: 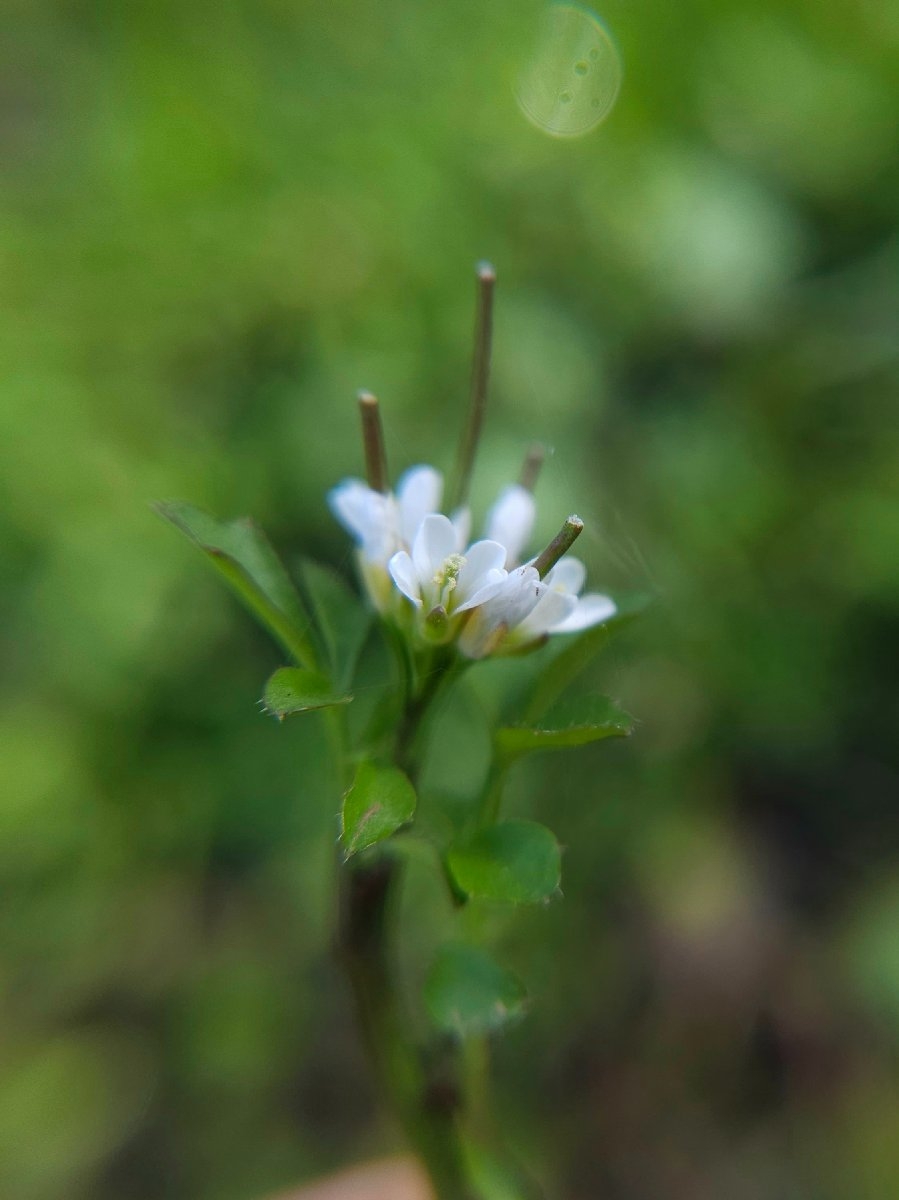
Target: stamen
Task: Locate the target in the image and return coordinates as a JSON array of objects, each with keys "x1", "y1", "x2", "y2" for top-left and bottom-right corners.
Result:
[
  {"x1": 357, "y1": 391, "x2": 389, "y2": 494},
  {"x1": 451, "y1": 261, "x2": 496, "y2": 509},
  {"x1": 433, "y1": 553, "x2": 464, "y2": 591},
  {"x1": 532, "y1": 515, "x2": 584, "y2": 579},
  {"x1": 519, "y1": 443, "x2": 545, "y2": 493}
]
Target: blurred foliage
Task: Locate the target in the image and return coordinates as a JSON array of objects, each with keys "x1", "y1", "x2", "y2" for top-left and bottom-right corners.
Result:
[{"x1": 2, "y1": 0, "x2": 898, "y2": 1197}]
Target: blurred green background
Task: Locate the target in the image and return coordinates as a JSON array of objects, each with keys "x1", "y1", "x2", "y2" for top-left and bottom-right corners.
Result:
[{"x1": 2, "y1": 0, "x2": 898, "y2": 1196}]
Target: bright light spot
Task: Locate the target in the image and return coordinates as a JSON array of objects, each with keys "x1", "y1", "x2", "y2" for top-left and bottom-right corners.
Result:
[{"x1": 515, "y1": 3, "x2": 623, "y2": 138}]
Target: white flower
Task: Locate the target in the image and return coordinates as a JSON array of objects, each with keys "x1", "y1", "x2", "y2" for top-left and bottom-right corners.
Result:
[
  {"x1": 329, "y1": 465, "x2": 440, "y2": 561},
  {"x1": 331, "y1": 463, "x2": 616, "y2": 658},
  {"x1": 456, "y1": 555, "x2": 616, "y2": 658},
  {"x1": 484, "y1": 485, "x2": 535, "y2": 568},
  {"x1": 388, "y1": 515, "x2": 507, "y2": 637},
  {"x1": 328, "y1": 480, "x2": 395, "y2": 566},
  {"x1": 515, "y1": 556, "x2": 617, "y2": 640},
  {"x1": 329, "y1": 466, "x2": 468, "y2": 611},
  {"x1": 457, "y1": 564, "x2": 546, "y2": 658}
]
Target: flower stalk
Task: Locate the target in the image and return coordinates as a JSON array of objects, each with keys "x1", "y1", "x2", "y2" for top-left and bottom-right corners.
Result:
[
  {"x1": 358, "y1": 390, "x2": 389, "y2": 494},
  {"x1": 518, "y1": 442, "x2": 545, "y2": 493},
  {"x1": 338, "y1": 855, "x2": 477, "y2": 1200},
  {"x1": 339, "y1": 656, "x2": 480, "y2": 1200},
  {"x1": 452, "y1": 262, "x2": 496, "y2": 510},
  {"x1": 531, "y1": 515, "x2": 584, "y2": 579}
]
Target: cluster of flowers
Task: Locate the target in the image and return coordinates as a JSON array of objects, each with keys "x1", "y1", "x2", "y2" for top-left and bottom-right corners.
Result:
[{"x1": 329, "y1": 465, "x2": 615, "y2": 659}]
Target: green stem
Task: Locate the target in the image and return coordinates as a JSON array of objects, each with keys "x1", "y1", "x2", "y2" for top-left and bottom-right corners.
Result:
[
  {"x1": 338, "y1": 651, "x2": 482, "y2": 1200},
  {"x1": 477, "y1": 756, "x2": 510, "y2": 828},
  {"x1": 339, "y1": 857, "x2": 477, "y2": 1200},
  {"x1": 395, "y1": 651, "x2": 468, "y2": 776},
  {"x1": 462, "y1": 1034, "x2": 492, "y2": 1137}
]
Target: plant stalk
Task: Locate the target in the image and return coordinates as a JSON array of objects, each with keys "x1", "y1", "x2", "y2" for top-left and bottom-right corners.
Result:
[
  {"x1": 338, "y1": 654, "x2": 480, "y2": 1200},
  {"x1": 338, "y1": 855, "x2": 477, "y2": 1200}
]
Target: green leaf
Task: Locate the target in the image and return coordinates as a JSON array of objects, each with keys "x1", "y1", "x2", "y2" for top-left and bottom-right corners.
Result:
[
  {"x1": 524, "y1": 592, "x2": 651, "y2": 721},
  {"x1": 157, "y1": 501, "x2": 315, "y2": 668},
  {"x1": 425, "y1": 944, "x2": 527, "y2": 1036},
  {"x1": 497, "y1": 694, "x2": 633, "y2": 762},
  {"x1": 341, "y1": 762, "x2": 417, "y2": 859},
  {"x1": 446, "y1": 820, "x2": 561, "y2": 905},
  {"x1": 262, "y1": 667, "x2": 352, "y2": 719},
  {"x1": 300, "y1": 559, "x2": 371, "y2": 692}
]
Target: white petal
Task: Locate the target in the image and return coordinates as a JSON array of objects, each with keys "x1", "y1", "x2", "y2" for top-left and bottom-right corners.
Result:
[
  {"x1": 482, "y1": 567, "x2": 507, "y2": 588},
  {"x1": 397, "y1": 465, "x2": 443, "y2": 546},
  {"x1": 450, "y1": 506, "x2": 471, "y2": 552},
  {"x1": 457, "y1": 622, "x2": 493, "y2": 659},
  {"x1": 550, "y1": 593, "x2": 617, "y2": 634},
  {"x1": 412, "y1": 514, "x2": 457, "y2": 580},
  {"x1": 388, "y1": 551, "x2": 423, "y2": 606},
  {"x1": 544, "y1": 556, "x2": 586, "y2": 597},
  {"x1": 518, "y1": 589, "x2": 578, "y2": 638},
  {"x1": 474, "y1": 566, "x2": 544, "y2": 626},
  {"x1": 484, "y1": 485, "x2": 536, "y2": 567},
  {"x1": 458, "y1": 567, "x2": 545, "y2": 657},
  {"x1": 455, "y1": 540, "x2": 508, "y2": 603},
  {"x1": 455, "y1": 571, "x2": 507, "y2": 614},
  {"x1": 329, "y1": 480, "x2": 391, "y2": 557}
]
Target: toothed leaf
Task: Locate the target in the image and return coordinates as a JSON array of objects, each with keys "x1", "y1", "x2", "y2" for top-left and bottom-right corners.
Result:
[
  {"x1": 497, "y1": 694, "x2": 633, "y2": 761},
  {"x1": 341, "y1": 762, "x2": 417, "y2": 859},
  {"x1": 262, "y1": 667, "x2": 351, "y2": 718},
  {"x1": 157, "y1": 501, "x2": 315, "y2": 667}
]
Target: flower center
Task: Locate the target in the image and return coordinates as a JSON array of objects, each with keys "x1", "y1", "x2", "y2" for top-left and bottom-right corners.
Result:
[{"x1": 433, "y1": 553, "x2": 465, "y2": 608}]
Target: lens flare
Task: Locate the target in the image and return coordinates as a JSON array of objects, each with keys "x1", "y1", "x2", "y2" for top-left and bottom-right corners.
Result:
[{"x1": 516, "y1": 3, "x2": 623, "y2": 138}]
